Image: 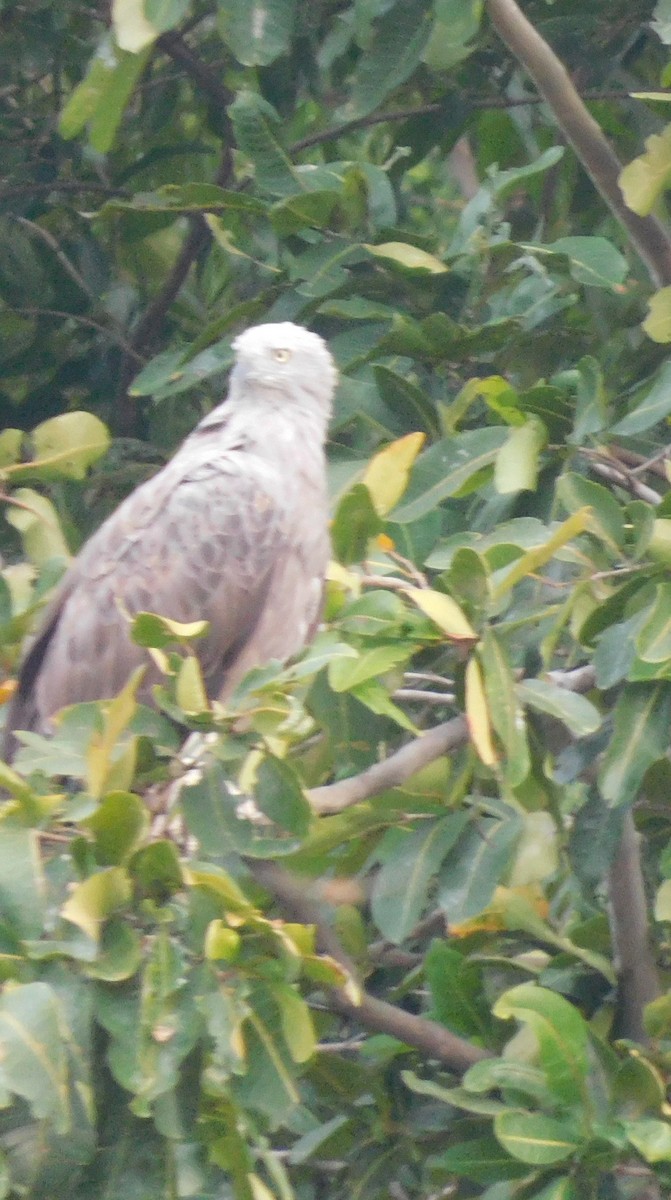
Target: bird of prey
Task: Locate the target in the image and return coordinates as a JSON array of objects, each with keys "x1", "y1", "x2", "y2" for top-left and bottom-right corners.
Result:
[{"x1": 2, "y1": 321, "x2": 337, "y2": 760}]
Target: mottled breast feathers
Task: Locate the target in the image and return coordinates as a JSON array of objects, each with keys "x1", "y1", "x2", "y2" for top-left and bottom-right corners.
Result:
[{"x1": 2, "y1": 321, "x2": 336, "y2": 760}]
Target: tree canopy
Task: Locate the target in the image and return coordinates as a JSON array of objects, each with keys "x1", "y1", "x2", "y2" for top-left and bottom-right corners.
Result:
[{"x1": 4, "y1": 1, "x2": 671, "y2": 1197}]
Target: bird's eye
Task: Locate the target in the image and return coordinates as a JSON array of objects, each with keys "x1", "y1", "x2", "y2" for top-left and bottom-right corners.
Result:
[{"x1": 272, "y1": 347, "x2": 292, "y2": 363}]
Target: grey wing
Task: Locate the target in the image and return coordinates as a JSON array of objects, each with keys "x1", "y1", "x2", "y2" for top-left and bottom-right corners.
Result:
[{"x1": 2, "y1": 456, "x2": 298, "y2": 755}]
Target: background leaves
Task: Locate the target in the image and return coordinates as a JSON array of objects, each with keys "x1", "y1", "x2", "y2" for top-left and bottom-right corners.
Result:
[{"x1": 3, "y1": 0, "x2": 671, "y2": 1198}]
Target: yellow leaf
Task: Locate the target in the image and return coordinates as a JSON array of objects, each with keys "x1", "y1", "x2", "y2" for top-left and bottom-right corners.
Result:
[
  {"x1": 365, "y1": 242, "x2": 449, "y2": 274},
  {"x1": 449, "y1": 885, "x2": 549, "y2": 937},
  {"x1": 465, "y1": 656, "x2": 498, "y2": 767},
  {"x1": 176, "y1": 654, "x2": 209, "y2": 713},
  {"x1": 643, "y1": 286, "x2": 671, "y2": 344},
  {"x1": 86, "y1": 666, "x2": 144, "y2": 798},
  {"x1": 362, "y1": 432, "x2": 426, "y2": 516},
  {"x1": 112, "y1": 0, "x2": 157, "y2": 52},
  {"x1": 619, "y1": 126, "x2": 671, "y2": 216},
  {"x1": 61, "y1": 868, "x2": 132, "y2": 942},
  {"x1": 406, "y1": 587, "x2": 477, "y2": 640},
  {"x1": 491, "y1": 508, "x2": 591, "y2": 600},
  {"x1": 0, "y1": 679, "x2": 17, "y2": 706}
]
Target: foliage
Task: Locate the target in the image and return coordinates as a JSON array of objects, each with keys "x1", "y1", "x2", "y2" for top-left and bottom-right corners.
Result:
[{"x1": 4, "y1": 0, "x2": 671, "y2": 1197}]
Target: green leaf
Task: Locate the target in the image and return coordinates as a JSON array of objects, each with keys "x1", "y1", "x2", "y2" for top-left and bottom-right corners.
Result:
[
  {"x1": 60, "y1": 39, "x2": 152, "y2": 150},
  {"x1": 624, "y1": 1117, "x2": 671, "y2": 1162},
  {"x1": 422, "y1": 0, "x2": 482, "y2": 70},
  {"x1": 636, "y1": 582, "x2": 671, "y2": 661},
  {"x1": 435, "y1": 1134, "x2": 531, "y2": 1183},
  {"x1": 598, "y1": 682, "x2": 671, "y2": 805},
  {"x1": 494, "y1": 1111, "x2": 579, "y2": 1165},
  {"x1": 61, "y1": 867, "x2": 132, "y2": 942},
  {"x1": 531, "y1": 236, "x2": 628, "y2": 289},
  {"x1": 131, "y1": 611, "x2": 209, "y2": 648},
  {"x1": 374, "y1": 365, "x2": 440, "y2": 436},
  {"x1": 328, "y1": 643, "x2": 412, "y2": 692},
  {"x1": 518, "y1": 679, "x2": 602, "y2": 736},
  {"x1": 5, "y1": 488, "x2": 70, "y2": 565},
  {"x1": 371, "y1": 814, "x2": 470, "y2": 943},
  {"x1": 269, "y1": 983, "x2": 315, "y2": 1064},
  {"x1": 508, "y1": 811, "x2": 559, "y2": 886},
  {"x1": 22, "y1": 411, "x2": 110, "y2": 480},
  {"x1": 271, "y1": 189, "x2": 340, "y2": 235},
  {"x1": 556, "y1": 472, "x2": 626, "y2": 555},
  {"x1": 218, "y1": 0, "x2": 296, "y2": 66},
  {"x1": 331, "y1": 483, "x2": 383, "y2": 563},
  {"x1": 437, "y1": 817, "x2": 523, "y2": 924},
  {"x1": 493, "y1": 983, "x2": 589, "y2": 1105},
  {"x1": 235, "y1": 993, "x2": 301, "y2": 1123},
  {"x1": 479, "y1": 630, "x2": 530, "y2": 787},
  {"x1": 611, "y1": 360, "x2": 671, "y2": 434},
  {"x1": 131, "y1": 840, "x2": 183, "y2": 898},
  {"x1": 350, "y1": 0, "x2": 433, "y2": 118},
  {"x1": 144, "y1": 0, "x2": 190, "y2": 34},
  {"x1": 494, "y1": 416, "x2": 546, "y2": 494},
  {"x1": 0, "y1": 983, "x2": 71, "y2": 1130},
  {"x1": 230, "y1": 92, "x2": 302, "y2": 197},
  {"x1": 254, "y1": 755, "x2": 312, "y2": 839},
  {"x1": 0, "y1": 428, "x2": 22, "y2": 468},
  {"x1": 405, "y1": 587, "x2": 477, "y2": 640},
  {"x1": 393, "y1": 428, "x2": 509, "y2": 523},
  {"x1": 491, "y1": 509, "x2": 591, "y2": 600},
  {"x1": 464, "y1": 1056, "x2": 558, "y2": 1106},
  {"x1": 425, "y1": 941, "x2": 489, "y2": 1039},
  {"x1": 90, "y1": 45, "x2": 152, "y2": 151},
  {"x1": 84, "y1": 791, "x2": 150, "y2": 865},
  {"x1": 0, "y1": 820, "x2": 46, "y2": 939}
]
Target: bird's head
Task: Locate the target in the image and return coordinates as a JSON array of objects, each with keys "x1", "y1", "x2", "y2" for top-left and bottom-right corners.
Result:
[{"x1": 230, "y1": 322, "x2": 337, "y2": 416}]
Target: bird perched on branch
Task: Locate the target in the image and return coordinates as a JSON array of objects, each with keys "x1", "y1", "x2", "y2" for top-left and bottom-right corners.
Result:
[{"x1": 2, "y1": 321, "x2": 336, "y2": 760}]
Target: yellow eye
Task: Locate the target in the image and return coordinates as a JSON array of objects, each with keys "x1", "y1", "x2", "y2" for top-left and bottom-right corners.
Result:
[{"x1": 272, "y1": 347, "x2": 292, "y2": 363}]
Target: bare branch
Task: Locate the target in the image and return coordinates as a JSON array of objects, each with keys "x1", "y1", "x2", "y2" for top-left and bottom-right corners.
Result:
[
  {"x1": 250, "y1": 860, "x2": 489, "y2": 1073},
  {"x1": 589, "y1": 460, "x2": 662, "y2": 505},
  {"x1": 289, "y1": 90, "x2": 671, "y2": 156},
  {"x1": 309, "y1": 717, "x2": 469, "y2": 814},
  {"x1": 609, "y1": 810, "x2": 661, "y2": 1043},
  {"x1": 11, "y1": 306, "x2": 145, "y2": 364},
  {"x1": 486, "y1": 0, "x2": 671, "y2": 288}
]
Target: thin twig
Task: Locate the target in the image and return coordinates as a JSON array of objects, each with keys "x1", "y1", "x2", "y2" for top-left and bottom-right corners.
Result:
[
  {"x1": 14, "y1": 215, "x2": 97, "y2": 304},
  {"x1": 0, "y1": 181, "x2": 131, "y2": 201},
  {"x1": 393, "y1": 688, "x2": 456, "y2": 705},
  {"x1": 289, "y1": 89, "x2": 671, "y2": 154},
  {"x1": 11, "y1": 306, "x2": 145, "y2": 363},
  {"x1": 589, "y1": 460, "x2": 662, "y2": 505}
]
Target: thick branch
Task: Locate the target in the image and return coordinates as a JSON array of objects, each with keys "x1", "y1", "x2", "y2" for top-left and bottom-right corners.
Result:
[
  {"x1": 309, "y1": 716, "x2": 469, "y2": 814},
  {"x1": 250, "y1": 860, "x2": 489, "y2": 1073},
  {"x1": 486, "y1": 0, "x2": 671, "y2": 288},
  {"x1": 609, "y1": 810, "x2": 661, "y2": 1042}
]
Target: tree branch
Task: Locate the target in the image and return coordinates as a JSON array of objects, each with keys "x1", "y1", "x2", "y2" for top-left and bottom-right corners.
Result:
[
  {"x1": 486, "y1": 0, "x2": 671, "y2": 288},
  {"x1": 289, "y1": 90, "x2": 671, "y2": 155},
  {"x1": 250, "y1": 860, "x2": 489, "y2": 1073},
  {"x1": 609, "y1": 810, "x2": 661, "y2": 1043},
  {"x1": 309, "y1": 716, "x2": 469, "y2": 814}
]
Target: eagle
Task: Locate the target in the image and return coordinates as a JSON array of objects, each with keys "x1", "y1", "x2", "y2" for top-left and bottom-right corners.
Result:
[{"x1": 2, "y1": 322, "x2": 336, "y2": 760}]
